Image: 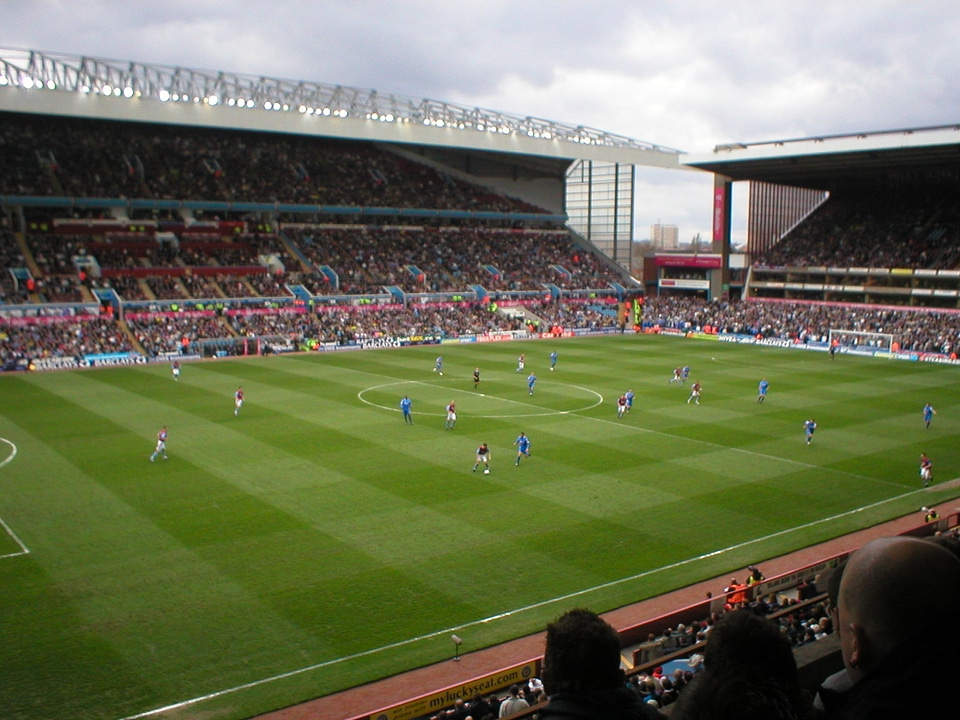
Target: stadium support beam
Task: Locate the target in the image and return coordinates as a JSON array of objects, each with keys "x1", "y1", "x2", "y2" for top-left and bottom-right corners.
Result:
[{"x1": 712, "y1": 174, "x2": 733, "y2": 299}]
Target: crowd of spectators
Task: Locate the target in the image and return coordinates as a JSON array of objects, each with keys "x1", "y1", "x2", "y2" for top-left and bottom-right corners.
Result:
[
  {"x1": 284, "y1": 226, "x2": 620, "y2": 294},
  {"x1": 124, "y1": 313, "x2": 230, "y2": 356},
  {"x1": 644, "y1": 295, "x2": 960, "y2": 355},
  {"x1": 0, "y1": 113, "x2": 547, "y2": 214},
  {"x1": 424, "y1": 527, "x2": 960, "y2": 720},
  {"x1": 0, "y1": 296, "x2": 624, "y2": 364},
  {"x1": 7, "y1": 288, "x2": 960, "y2": 364},
  {"x1": 0, "y1": 317, "x2": 134, "y2": 365},
  {"x1": 7, "y1": 223, "x2": 623, "y2": 305},
  {"x1": 756, "y1": 187, "x2": 960, "y2": 271}
]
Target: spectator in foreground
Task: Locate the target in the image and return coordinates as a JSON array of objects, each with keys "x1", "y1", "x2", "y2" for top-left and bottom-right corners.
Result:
[
  {"x1": 825, "y1": 535, "x2": 960, "y2": 719},
  {"x1": 813, "y1": 564, "x2": 852, "y2": 715},
  {"x1": 498, "y1": 684, "x2": 529, "y2": 718},
  {"x1": 540, "y1": 607, "x2": 664, "y2": 720},
  {"x1": 669, "y1": 609, "x2": 816, "y2": 720}
]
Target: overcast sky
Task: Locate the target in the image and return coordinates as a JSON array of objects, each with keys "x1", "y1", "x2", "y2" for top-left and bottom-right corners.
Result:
[{"x1": 4, "y1": 1, "x2": 959, "y2": 245}]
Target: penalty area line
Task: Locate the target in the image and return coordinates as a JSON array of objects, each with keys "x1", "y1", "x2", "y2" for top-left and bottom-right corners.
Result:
[
  {"x1": 116, "y1": 488, "x2": 917, "y2": 720},
  {"x1": 0, "y1": 438, "x2": 29, "y2": 558}
]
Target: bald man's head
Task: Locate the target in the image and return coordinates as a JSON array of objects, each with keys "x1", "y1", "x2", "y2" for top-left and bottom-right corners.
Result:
[{"x1": 838, "y1": 536, "x2": 960, "y2": 682}]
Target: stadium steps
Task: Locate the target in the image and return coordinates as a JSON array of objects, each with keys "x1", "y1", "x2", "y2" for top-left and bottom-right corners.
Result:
[
  {"x1": 139, "y1": 279, "x2": 157, "y2": 300},
  {"x1": 117, "y1": 318, "x2": 147, "y2": 355},
  {"x1": 14, "y1": 232, "x2": 43, "y2": 277},
  {"x1": 278, "y1": 234, "x2": 316, "y2": 272},
  {"x1": 216, "y1": 314, "x2": 240, "y2": 337}
]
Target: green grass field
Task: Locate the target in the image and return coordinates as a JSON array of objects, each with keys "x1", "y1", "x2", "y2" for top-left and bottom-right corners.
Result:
[{"x1": 1, "y1": 334, "x2": 958, "y2": 720}]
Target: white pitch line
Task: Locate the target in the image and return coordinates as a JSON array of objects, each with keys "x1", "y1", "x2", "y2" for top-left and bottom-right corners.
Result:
[
  {"x1": 358, "y1": 373, "x2": 897, "y2": 488},
  {"x1": 117, "y1": 486, "x2": 925, "y2": 720},
  {"x1": 573, "y1": 406, "x2": 906, "y2": 489},
  {"x1": 0, "y1": 516, "x2": 30, "y2": 558},
  {"x1": 0, "y1": 438, "x2": 29, "y2": 558},
  {"x1": 0, "y1": 437, "x2": 17, "y2": 469},
  {"x1": 117, "y1": 366, "x2": 927, "y2": 718},
  {"x1": 357, "y1": 378, "x2": 604, "y2": 417}
]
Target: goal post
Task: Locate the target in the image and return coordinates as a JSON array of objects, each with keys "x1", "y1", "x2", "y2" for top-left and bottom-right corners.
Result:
[{"x1": 828, "y1": 328, "x2": 896, "y2": 352}]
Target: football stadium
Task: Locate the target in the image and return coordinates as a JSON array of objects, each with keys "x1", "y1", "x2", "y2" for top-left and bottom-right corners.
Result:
[{"x1": 1, "y1": 49, "x2": 959, "y2": 720}]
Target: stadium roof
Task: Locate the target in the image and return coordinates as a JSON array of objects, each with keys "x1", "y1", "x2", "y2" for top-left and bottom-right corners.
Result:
[
  {"x1": 682, "y1": 124, "x2": 960, "y2": 192},
  {"x1": 0, "y1": 47, "x2": 684, "y2": 172}
]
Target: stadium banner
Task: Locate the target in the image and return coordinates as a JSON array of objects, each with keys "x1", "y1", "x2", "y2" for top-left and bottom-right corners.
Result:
[
  {"x1": 910, "y1": 352, "x2": 960, "y2": 365},
  {"x1": 659, "y1": 278, "x2": 710, "y2": 289},
  {"x1": 654, "y1": 254, "x2": 723, "y2": 269},
  {"x1": 156, "y1": 352, "x2": 203, "y2": 362},
  {"x1": 84, "y1": 352, "x2": 148, "y2": 368},
  {"x1": 29, "y1": 356, "x2": 85, "y2": 371},
  {"x1": 225, "y1": 306, "x2": 307, "y2": 317},
  {"x1": 25, "y1": 352, "x2": 147, "y2": 372},
  {"x1": 712, "y1": 184, "x2": 727, "y2": 244},
  {"x1": 694, "y1": 332, "x2": 960, "y2": 365},
  {"x1": 312, "y1": 342, "x2": 362, "y2": 352},
  {"x1": 363, "y1": 660, "x2": 539, "y2": 720},
  {"x1": 717, "y1": 334, "x2": 757, "y2": 344},
  {"x1": 316, "y1": 302, "x2": 403, "y2": 314},
  {"x1": 125, "y1": 309, "x2": 216, "y2": 320},
  {"x1": 359, "y1": 338, "x2": 402, "y2": 349},
  {"x1": 398, "y1": 335, "x2": 442, "y2": 346},
  {"x1": 759, "y1": 556, "x2": 847, "y2": 599},
  {"x1": 351, "y1": 336, "x2": 442, "y2": 349},
  {"x1": 0, "y1": 309, "x2": 100, "y2": 325},
  {"x1": 476, "y1": 331, "x2": 525, "y2": 343},
  {"x1": 311, "y1": 341, "x2": 343, "y2": 352}
]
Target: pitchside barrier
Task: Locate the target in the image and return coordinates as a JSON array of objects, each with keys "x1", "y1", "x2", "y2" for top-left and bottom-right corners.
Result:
[{"x1": 355, "y1": 509, "x2": 957, "y2": 720}]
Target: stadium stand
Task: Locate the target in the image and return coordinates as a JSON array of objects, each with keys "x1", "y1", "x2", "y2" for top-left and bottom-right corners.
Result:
[
  {"x1": 272, "y1": 507, "x2": 955, "y2": 720},
  {"x1": 642, "y1": 296, "x2": 960, "y2": 355},
  {"x1": 2, "y1": 105, "x2": 960, "y2": 720}
]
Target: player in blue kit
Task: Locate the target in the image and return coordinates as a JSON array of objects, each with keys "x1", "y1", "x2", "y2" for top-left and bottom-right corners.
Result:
[
  {"x1": 527, "y1": 372, "x2": 537, "y2": 396},
  {"x1": 434, "y1": 355, "x2": 443, "y2": 375},
  {"x1": 757, "y1": 378, "x2": 769, "y2": 404},
  {"x1": 625, "y1": 389, "x2": 635, "y2": 413},
  {"x1": 550, "y1": 351, "x2": 558, "y2": 371},
  {"x1": 400, "y1": 395, "x2": 413, "y2": 424},
  {"x1": 514, "y1": 432, "x2": 531, "y2": 466},
  {"x1": 804, "y1": 419, "x2": 817, "y2": 445},
  {"x1": 681, "y1": 366, "x2": 690, "y2": 384},
  {"x1": 923, "y1": 403, "x2": 936, "y2": 429}
]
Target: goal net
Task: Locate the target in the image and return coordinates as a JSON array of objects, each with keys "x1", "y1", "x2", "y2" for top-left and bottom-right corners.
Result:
[{"x1": 828, "y1": 328, "x2": 896, "y2": 353}]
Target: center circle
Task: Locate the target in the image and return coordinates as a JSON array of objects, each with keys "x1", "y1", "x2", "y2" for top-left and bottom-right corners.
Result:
[{"x1": 358, "y1": 380, "x2": 603, "y2": 418}]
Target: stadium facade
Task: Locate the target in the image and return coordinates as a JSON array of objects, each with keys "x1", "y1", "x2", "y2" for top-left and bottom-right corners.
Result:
[
  {"x1": 5, "y1": 48, "x2": 958, "y2": 306},
  {"x1": 0, "y1": 48, "x2": 688, "y2": 272}
]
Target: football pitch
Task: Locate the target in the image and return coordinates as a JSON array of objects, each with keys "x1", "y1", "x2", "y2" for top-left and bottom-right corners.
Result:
[{"x1": 0, "y1": 334, "x2": 957, "y2": 720}]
